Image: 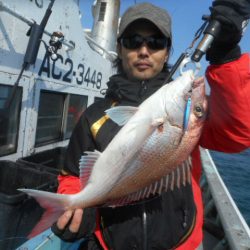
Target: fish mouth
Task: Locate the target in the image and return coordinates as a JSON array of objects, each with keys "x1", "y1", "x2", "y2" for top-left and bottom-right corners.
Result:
[
  {"x1": 192, "y1": 76, "x2": 205, "y2": 89},
  {"x1": 182, "y1": 77, "x2": 204, "y2": 104}
]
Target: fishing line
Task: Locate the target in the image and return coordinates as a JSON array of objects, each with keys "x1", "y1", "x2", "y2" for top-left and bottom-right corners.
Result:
[
  {"x1": 188, "y1": 17, "x2": 209, "y2": 50},
  {"x1": 163, "y1": 18, "x2": 208, "y2": 84}
]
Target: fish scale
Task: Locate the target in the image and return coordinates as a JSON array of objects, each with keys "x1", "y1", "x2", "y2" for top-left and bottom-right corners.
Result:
[{"x1": 105, "y1": 158, "x2": 192, "y2": 207}]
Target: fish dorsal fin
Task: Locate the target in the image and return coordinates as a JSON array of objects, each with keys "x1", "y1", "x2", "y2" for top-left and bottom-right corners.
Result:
[
  {"x1": 105, "y1": 106, "x2": 139, "y2": 126},
  {"x1": 79, "y1": 150, "x2": 101, "y2": 189}
]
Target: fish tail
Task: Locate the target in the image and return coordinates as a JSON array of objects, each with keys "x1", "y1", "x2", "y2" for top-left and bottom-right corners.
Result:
[{"x1": 18, "y1": 188, "x2": 71, "y2": 238}]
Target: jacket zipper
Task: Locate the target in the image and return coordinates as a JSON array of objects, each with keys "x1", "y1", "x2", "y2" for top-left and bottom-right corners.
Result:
[
  {"x1": 138, "y1": 80, "x2": 148, "y2": 98},
  {"x1": 142, "y1": 203, "x2": 147, "y2": 250},
  {"x1": 171, "y1": 211, "x2": 197, "y2": 249}
]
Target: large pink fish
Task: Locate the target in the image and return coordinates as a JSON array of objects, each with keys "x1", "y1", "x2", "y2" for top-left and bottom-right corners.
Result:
[{"x1": 19, "y1": 70, "x2": 207, "y2": 237}]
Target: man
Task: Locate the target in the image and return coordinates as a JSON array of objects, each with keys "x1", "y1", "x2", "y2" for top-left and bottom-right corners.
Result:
[{"x1": 52, "y1": 2, "x2": 250, "y2": 249}]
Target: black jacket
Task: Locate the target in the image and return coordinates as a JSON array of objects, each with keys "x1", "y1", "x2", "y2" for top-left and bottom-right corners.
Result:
[{"x1": 63, "y1": 73, "x2": 196, "y2": 250}]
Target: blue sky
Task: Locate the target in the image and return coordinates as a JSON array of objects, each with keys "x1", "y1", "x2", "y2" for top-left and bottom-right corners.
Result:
[{"x1": 80, "y1": 0, "x2": 250, "y2": 72}]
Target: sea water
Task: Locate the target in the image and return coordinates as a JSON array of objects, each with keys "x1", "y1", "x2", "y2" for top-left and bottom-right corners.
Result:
[{"x1": 210, "y1": 148, "x2": 250, "y2": 226}]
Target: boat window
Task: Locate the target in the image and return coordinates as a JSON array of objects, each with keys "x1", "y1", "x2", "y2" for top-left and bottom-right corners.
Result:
[
  {"x1": 35, "y1": 91, "x2": 88, "y2": 146},
  {"x1": 65, "y1": 94, "x2": 88, "y2": 139},
  {"x1": 35, "y1": 91, "x2": 65, "y2": 146},
  {"x1": 0, "y1": 85, "x2": 22, "y2": 156}
]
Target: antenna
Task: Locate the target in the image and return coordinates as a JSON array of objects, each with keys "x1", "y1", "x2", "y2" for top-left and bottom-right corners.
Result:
[{"x1": 4, "y1": 0, "x2": 56, "y2": 110}]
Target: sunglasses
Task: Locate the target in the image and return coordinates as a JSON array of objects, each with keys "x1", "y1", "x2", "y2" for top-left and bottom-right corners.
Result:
[{"x1": 119, "y1": 34, "x2": 169, "y2": 50}]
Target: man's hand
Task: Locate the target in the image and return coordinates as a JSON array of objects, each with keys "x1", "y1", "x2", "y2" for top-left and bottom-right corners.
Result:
[
  {"x1": 206, "y1": 0, "x2": 250, "y2": 64},
  {"x1": 52, "y1": 209, "x2": 84, "y2": 242},
  {"x1": 57, "y1": 209, "x2": 84, "y2": 233},
  {"x1": 210, "y1": 0, "x2": 250, "y2": 34},
  {"x1": 51, "y1": 207, "x2": 97, "y2": 242}
]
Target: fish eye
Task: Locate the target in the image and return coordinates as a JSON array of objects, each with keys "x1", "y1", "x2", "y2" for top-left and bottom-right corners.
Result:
[
  {"x1": 195, "y1": 106, "x2": 202, "y2": 112},
  {"x1": 194, "y1": 104, "x2": 204, "y2": 118}
]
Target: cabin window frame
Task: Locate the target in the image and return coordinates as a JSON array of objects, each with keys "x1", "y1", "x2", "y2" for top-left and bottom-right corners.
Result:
[
  {"x1": 35, "y1": 90, "x2": 88, "y2": 147},
  {"x1": 0, "y1": 84, "x2": 22, "y2": 157}
]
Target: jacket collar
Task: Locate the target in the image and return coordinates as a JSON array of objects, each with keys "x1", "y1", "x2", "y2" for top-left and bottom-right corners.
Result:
[{"x1": 105, "y1": 72, "x2": 169, "y2": 106}]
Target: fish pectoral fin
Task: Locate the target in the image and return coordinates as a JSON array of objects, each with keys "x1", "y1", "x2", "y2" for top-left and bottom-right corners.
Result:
[
  {"x1": 79, "y1": 150, "x2": 101, "y2": 189},
  {"x1": 105, "y1": 106, "x2": 139, "y2": 126}
]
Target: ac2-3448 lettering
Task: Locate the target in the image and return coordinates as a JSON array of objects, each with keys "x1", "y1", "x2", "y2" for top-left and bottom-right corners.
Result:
[{"x1": 38, "y1": 53, "x2": 103, "y2": 89}]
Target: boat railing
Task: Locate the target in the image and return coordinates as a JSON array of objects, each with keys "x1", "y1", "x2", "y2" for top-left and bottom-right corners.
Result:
[{"x1": 200, "y1": 148, "x2": 250, "y2": 250}]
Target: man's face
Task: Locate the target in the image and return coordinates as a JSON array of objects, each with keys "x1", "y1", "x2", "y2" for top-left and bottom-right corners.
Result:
[{"x1": 118, "y1": 21, "x2": 169, "y2": 81}]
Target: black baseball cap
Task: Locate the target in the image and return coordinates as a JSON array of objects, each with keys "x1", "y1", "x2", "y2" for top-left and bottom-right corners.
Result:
[{"x1": 118, "y1": 2, "x2": 172, "y2": 45}]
